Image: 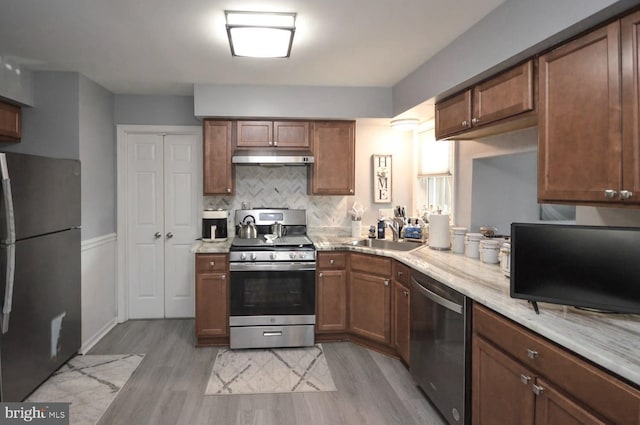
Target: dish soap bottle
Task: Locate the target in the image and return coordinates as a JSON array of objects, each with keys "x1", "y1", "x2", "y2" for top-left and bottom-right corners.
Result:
[{"x1": 377, "y1": 219, "x2": 386, "y2": 239}]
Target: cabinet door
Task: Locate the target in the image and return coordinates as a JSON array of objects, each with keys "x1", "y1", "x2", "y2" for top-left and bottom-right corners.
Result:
[
  {"x1": 0, "y1": 101, "x2": 21, "y2": 141},
  {"x1": 237, "y1": 121, "x2": 273, "y2": 148},
  {"x1": 203, "y1": 120, "x2": 233, "y2": 195},
  {"x1": 621, "y1": 10, "x2": 640, "y2": 204},
  {"x1": 391, "y1": 279, "x2": 410, "y2": 364},
  {"x1": 473, "y1": 61, "x2": 534, "y2": 127},
  {"x1": 435, "y1": 90, "x2": 472, "y2": 140},
  {"x1": 472, "y1": 335, "x2": 535, "y2": 425},
  {"x1": 349, "y1": 272, "x2": 390, "y2": 344},
  {"x1": 195, "y1": 272, "x2": 228, "y2": 337},
  {"x1": 534, "y1": 379, "x2": 606, "y2": 425},
  {"x1": 538, "y1": 22, "x2": 622, "y2": 203},
  {"x1": 309, "y1": 121, "x2": 355, "y2": 195},
  {"x1": 274, "y1": 121, "x2": 310, "y2": 149},
  {"x1": 316, "y1": 269, "x2": 347, "y2": 332}
]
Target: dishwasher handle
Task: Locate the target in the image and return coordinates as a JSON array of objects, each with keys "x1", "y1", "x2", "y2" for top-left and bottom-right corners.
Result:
[{"x1": 411, "y1": 277, "x2": 463, "y2": 314}]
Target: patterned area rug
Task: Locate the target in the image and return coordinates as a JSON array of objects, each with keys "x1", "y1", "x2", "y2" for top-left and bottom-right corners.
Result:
[
  {"x1": 205, "y1": 344, "x2": 337, "y2": 395},
  {"x1": 27, "y1": 354, "x2": 144, "y2": 425}
]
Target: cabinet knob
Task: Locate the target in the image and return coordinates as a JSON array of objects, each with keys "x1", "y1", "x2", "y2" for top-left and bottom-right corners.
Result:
[
  {"x1": 532, "y1": 384, "x2": 544, "y2": 396},
  {"x1": 274, "y1": 140, "x2": 278, "y2": 147},
  {"x1": 330, "y1": 259, "x2": 335, "y2": 264},
  {"x1": 462, "y1": 120, "x2": 468, "y2": 127},
  {"x1": 221, "y1": 274, "x2": 226, "y2": 280},
  {"x1": 397, "y1": 271, "x2": 403, "y2": 277},
  {"x1": 403, "y1": 290, "x2": 409, "y2": 297},
  {"x1": 384, "y1": 279, "x2": 390, "y2": 287},
  {"x1": 520, "y1": 374, "x2": 531, "y2": 385},
  {"x1": 620, "y1": 190, "x2": 633, "y2": 200},
  {"x1": 154, "y1": 232, "x2": 162, "y2": 239},
  {"x1": 527, "y1": 349, "x2": 539, "y2": 359},
  {"x1": 209, "y1": 261, "x2": 215, "y2": 267},
  {"x1": 226, "y1": 188, "x2": 232, "y2": 193},
  {"x1": 604, "y1": 189, "x2": 617, "y2": 199},
  {"x1": 269, "y1": 141, "x2": 273, "y2": 146},
  {"x1": 471, "y1": 117, "x2": 479, "y2": 125},
  {"x1": 319, "y1": 272, "x2": 323, "y2": 278},
  {"x1": 349, "y1": 188, "x2": 354, "y2": 194}
]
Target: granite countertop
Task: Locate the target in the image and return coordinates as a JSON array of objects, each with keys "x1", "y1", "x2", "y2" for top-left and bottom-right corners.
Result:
[{"x1": 192, "y1": 233, "x2": 640, "y2": 387}]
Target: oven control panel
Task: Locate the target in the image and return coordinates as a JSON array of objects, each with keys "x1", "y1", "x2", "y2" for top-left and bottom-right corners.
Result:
[{"x1": 230, "y1": 250, "x2": 316, "y2": 262}]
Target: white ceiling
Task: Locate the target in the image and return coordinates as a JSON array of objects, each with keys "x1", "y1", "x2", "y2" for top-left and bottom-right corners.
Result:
[{"x1": 0, "y1": 0, "x2": 504, "y2": 100}]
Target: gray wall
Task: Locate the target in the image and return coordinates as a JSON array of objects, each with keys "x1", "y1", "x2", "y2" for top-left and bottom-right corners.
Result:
[
  {"x1": 115, "y1": 95, "x2": 200, "y2": 126},
  {"x1": 194, "y1": 84, "x2": 393, "y2": 119},
  {"x1": 79, "y1": 74, "x2": 116, "y2": 240},
  {"x1": 392, "y1": 0, "x2": 637, "y2": 115},
  {"x1": 1, "y1": 71, "x2": 80, "y2": 159},
  {"x1": 0, "y1": 55, "x2": 34, "y2": 106}
]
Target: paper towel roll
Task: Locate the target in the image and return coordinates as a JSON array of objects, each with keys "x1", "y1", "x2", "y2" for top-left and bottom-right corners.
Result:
[{"x1": 428, "y1": 213, "x2": 450, "y2": 250}]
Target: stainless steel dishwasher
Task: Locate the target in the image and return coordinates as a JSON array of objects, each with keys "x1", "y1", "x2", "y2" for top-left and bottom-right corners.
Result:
[{"x1": 410, "y1": 270, "x2": 471, "y2": 425}]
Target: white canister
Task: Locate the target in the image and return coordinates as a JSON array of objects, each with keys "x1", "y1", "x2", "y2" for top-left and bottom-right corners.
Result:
[
  {"x1": 499, "y1": 242, "x2": 511, "y2": 277},
  {"x1": 428, "y1": 213, "x2": 451, "y2": 250},
  {"x1": 464, "y1": 233, "x2": 483, "y2": 258},
  {"x1": 479, "y1": 239, "x2": 500, "y2": 264},
  {"x1": 450, "y1": 227, "x2": 468, "y2": 254},
  {"x1": 351, "y1": 221, "x2": 361, "y2": 238}
]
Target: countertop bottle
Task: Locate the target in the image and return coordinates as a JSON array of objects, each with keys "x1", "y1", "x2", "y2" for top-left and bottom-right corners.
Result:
[{"x1": 377, "y1": 219, "x2": 386, "y2": 239}]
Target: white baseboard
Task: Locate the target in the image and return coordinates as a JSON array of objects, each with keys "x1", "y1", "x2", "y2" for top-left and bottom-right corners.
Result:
[{"x1": 79, "y1": 317, "x2": 118, "y2": 355}]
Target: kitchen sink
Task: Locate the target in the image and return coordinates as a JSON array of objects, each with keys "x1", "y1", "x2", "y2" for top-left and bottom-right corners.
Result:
[{"x1": 345, "y1": 238, "x2": 420, "y2": 251}]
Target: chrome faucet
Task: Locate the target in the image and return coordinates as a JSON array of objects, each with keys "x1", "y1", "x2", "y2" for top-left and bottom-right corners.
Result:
[{"x1": 383, "y1": 218, "x2": 402, "y2": 242}]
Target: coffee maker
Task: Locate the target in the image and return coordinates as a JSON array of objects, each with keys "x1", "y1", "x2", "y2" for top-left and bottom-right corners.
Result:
[{"x1": 202, "y1": 209, "x2": 228, "y2": 242}]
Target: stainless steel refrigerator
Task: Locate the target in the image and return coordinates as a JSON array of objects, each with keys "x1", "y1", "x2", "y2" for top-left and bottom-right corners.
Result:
[{"x1": 0, "y1": 152, "x2": 81, "y2": 401}]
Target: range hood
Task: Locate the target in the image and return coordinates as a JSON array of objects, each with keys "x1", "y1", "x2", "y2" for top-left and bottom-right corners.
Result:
[{"x1": 232, "y1": 149, "x2": 315, "y2": 165}]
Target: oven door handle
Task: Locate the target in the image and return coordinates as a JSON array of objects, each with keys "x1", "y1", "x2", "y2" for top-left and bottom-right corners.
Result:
[
  {"x1": 229, "y1": 262, "x2": 317, "y2": 272},
  {"x1": 411, "y1": 277, "x2": 463, "y2": 314}
]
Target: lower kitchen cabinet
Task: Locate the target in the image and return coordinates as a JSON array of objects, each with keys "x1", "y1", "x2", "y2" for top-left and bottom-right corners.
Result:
[
  {"x1": 195, "y1": 254, "x2": 229, "y2": 346},
  {"x1": 316, "y1": 252, "x2": 348, "y2": 333},
  {"x1": 391, "y1": 261, "x2": 410, "y2": 364},
  {"x1": 349, "y1": 253, "x2": 391, "y2": 345},
  {"x1": 472, "y1": 303, "x2": 640, "y2": 425}
]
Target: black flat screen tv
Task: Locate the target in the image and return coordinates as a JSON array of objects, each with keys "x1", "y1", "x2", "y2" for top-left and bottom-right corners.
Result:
[{"x1": 510, "y1": 223, "x2": 640, "y2": 314}]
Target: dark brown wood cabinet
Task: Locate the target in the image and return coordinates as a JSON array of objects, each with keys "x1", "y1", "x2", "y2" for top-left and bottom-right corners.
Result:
[
  {"x1": 391, "y1": 261, "x2": 410, "y2": 365},
  {"x1": 349, "y1": 253, "x2": 391, "y2": 345},
  {"x1": 473, "y1": 304, "x2": 640, "y2": 425},
  {"x1": 0, "y1": 101, "x2": 21, "y2": 141},
  {"x1": 309, "y1": 121, "x2": 355, "y2": 195},
  {"x1": 195, "y1": 253, "x2": 229, "y2": 346},
  {"x1": 316, "y1": 252, "x2": 348, "y2": 333},
  {"x1": 203, "y1": 120, "x2": 233, "y2": 195},
  {"x1": 237, "y1": 120, "x2": 310, "y2": 149},
  {"x1": 435, "y1": 61, "x2": 536, "y2": 140},
  {"x1": 539, "y1": 10, "x2": 640, "y2": 206}
]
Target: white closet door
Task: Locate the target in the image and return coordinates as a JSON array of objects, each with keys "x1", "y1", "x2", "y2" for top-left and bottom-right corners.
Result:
[
  {"x1": 127, "y1": 133, "x2": 165, "y2": 319},
  {"x1": 163, "y1": 133, "x2": 201, "y2": 318}
]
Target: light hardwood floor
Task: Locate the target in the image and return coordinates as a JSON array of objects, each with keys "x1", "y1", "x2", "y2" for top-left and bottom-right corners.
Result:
[{"x1": 90, "y1": 319, "x2": 446, "y2": 425}]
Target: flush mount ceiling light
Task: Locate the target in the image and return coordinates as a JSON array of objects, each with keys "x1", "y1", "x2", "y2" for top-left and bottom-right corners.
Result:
[
  {"x1": 390, "y1": 118, "x2": 420, "y2": 132},
  {"x1": 225, "y1": 11, "x2": 296, "y2": 58}
]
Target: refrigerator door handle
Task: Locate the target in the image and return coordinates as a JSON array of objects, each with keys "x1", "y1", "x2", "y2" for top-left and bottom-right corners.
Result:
[
  {"x1": 1, "y1": 243, "x2": 15, "y2": 334},
  {"x1": 0, "y1": 154, "x2": 17, "y2": 334}
]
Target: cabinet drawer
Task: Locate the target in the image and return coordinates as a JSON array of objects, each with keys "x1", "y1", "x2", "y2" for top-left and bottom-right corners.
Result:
[
  {"x1": 196, "y1": 254, "x2": 228, "y2": 273},
  {"x1": 350, "y1": 252, "x2": 391, "y2": 277},
  {"x1": 473, "y1": 304, "x2": 640, "y2": 425},
  {"x1": 318, "y1": 252, "x2": 347, "y2": 269},
  {"x1": 393, "y1": 261, "x2": 410, "y2": 287}
]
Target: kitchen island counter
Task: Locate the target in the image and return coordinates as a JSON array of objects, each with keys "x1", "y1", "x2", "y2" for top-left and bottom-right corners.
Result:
[{"x1": 312, "y1": 234, "x2": 640, "y2": 387}]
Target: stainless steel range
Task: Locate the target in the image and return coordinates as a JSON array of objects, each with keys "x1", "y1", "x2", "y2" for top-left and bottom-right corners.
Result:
[{"x1": 229, "y1": 208, "x2": 316, "y2": 349}]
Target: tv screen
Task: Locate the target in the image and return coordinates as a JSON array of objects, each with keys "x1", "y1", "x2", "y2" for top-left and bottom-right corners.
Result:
[{"x1": 510, "y1": 223, "x2": 640, "y2": 314}]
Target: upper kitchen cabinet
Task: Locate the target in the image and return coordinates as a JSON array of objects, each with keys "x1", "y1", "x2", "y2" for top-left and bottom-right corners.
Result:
[
  {"x1": 236, "y1": 120, "x2": 310, "y2": 149},
  {"x1": 203, "y1": 119, "x2": 234, "y2": 195},
  {"x1": 0, "y1": 100, "x2": 21, "y2": 141},
  {"x1": 308, "y1": 121, "x2": 355, "y2": 195},
  {"x1": 435, "y1": 61, "x2": 536, "y2": 140},
  {"x1": 539, "y1": 12, "x2": 639, "y2": 206}
]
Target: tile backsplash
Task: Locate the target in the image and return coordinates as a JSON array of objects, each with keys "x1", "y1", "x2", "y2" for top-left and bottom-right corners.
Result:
[{"x1": 204, "y1": 165, "x2": 353, "y2": 234}]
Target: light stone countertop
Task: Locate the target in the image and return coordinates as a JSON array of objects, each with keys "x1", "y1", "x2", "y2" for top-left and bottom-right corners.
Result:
[{"x1": 192, "y1": 232, "x2": 640, "y2": 387}]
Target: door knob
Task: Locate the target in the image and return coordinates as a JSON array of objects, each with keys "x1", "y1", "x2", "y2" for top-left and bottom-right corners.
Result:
[
  {"x1": 154, "y1": 232, "x2": 162, "y2": 239},
  {"x1": 166, "y1": 232, "x2": 173, "y2": 239}
]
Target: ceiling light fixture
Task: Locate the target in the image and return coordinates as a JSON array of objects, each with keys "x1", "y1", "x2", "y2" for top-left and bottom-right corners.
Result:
[
  {"x1": 390, "y1": 118, "x2": 420, "y2": 132},
  {"x1": 225, "y1": 11, "x2": 296, "y2": 58}
]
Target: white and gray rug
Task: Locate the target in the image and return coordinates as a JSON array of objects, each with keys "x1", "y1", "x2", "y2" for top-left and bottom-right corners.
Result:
[
  {"x1": 205, "y1": 344, "x2": 337, "y2": 395},
  {"x1": 27, "y1": 354, "x2": 144, "y2": 425}
]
